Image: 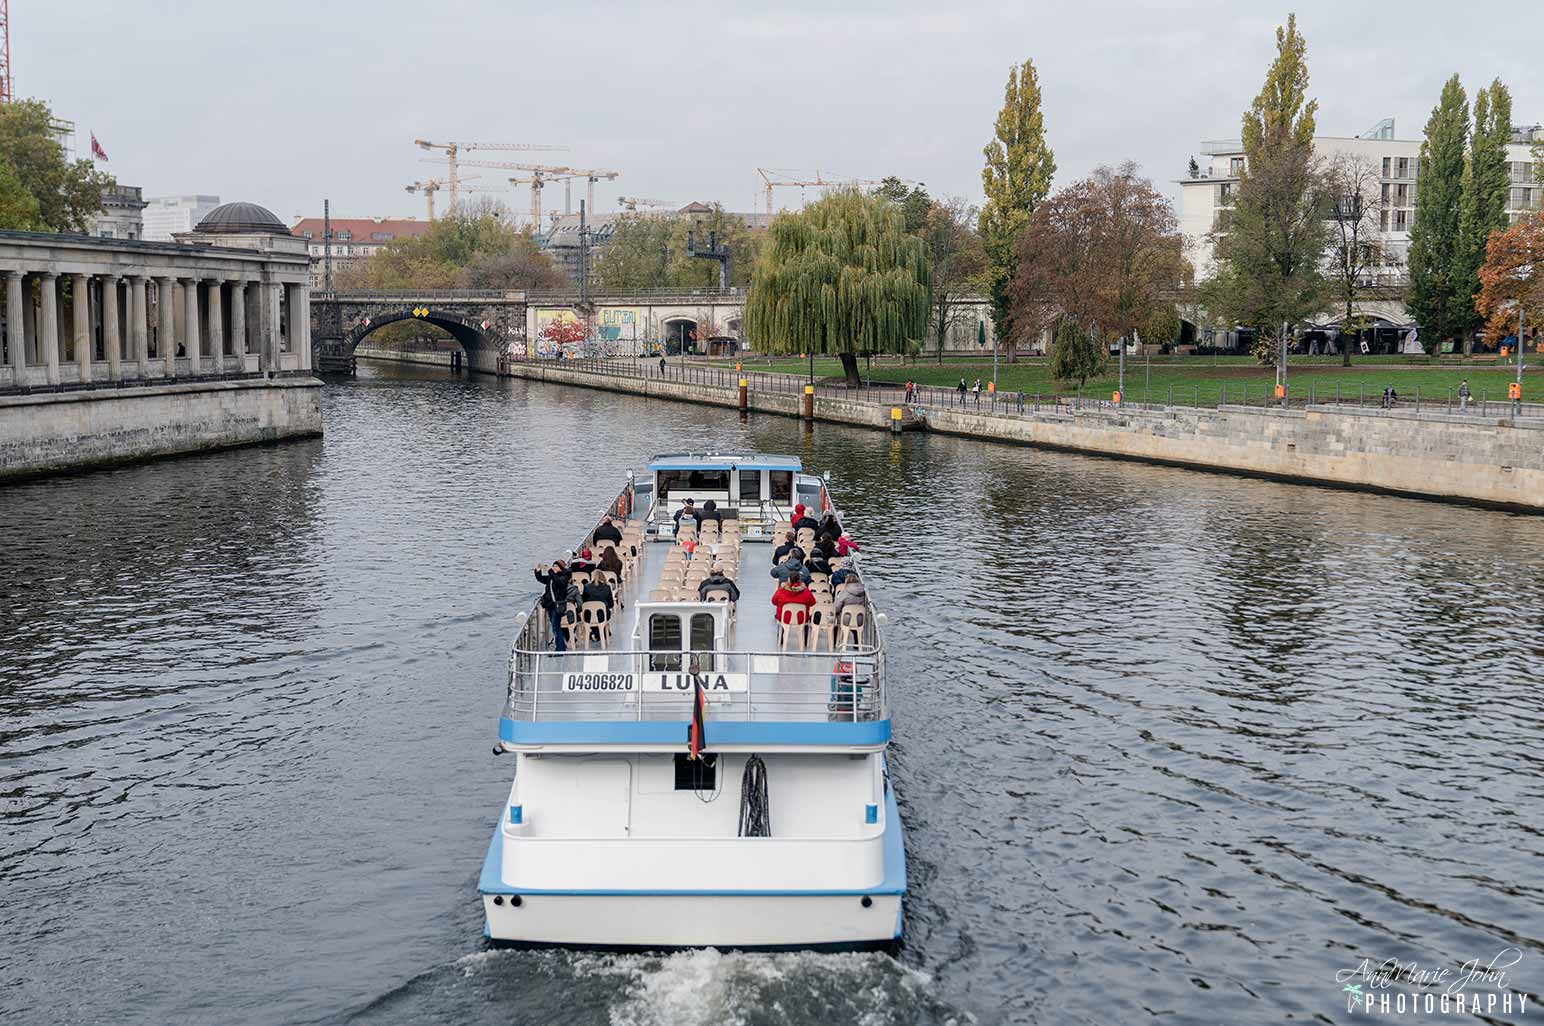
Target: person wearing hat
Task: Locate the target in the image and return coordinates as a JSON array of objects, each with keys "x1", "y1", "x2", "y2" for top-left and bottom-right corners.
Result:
[
  {"x1": 571, "y1": 547, "x2": 598, "y2": 573},
  {"x1": 791, "y1": 503, "x2": 819, "y2": 534},
  {"x1": 697, "y1": 563, "x2": 741, "y2": 602},
  {"x1": 592, "y1": 515, "x2": 623, "y2": 546},
  {"x1": 534, "y1": 559, "x2": 573, "y2": 651}
]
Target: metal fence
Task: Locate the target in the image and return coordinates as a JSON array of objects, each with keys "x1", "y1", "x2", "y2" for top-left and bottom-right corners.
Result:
[{"x1": 520, "y1": 355, "x2": 1544, "y2": 422}]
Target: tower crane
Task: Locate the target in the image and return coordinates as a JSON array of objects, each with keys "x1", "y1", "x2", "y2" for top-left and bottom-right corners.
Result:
[
  {"x1": 412, "y1": 140, "x2": 569, "y2": 214},
  {"x1": 0, "y1": 0, "x2": 13, "y2": 105},
  {"x1": 755, "y1": 169, "x2": 922, "y2": 216},
  {"x1": 563, "y1": 168, "x2": 621, "y2": 216},
  {"x1": 617, "y1": 196, "x2": 673, "y2": 212},
  {"x1": 405, "y1": 176, "x2": 502, "y2": 221},
  {"x1": 507, "y1": 171, "x2": 582, "y2": 230}
]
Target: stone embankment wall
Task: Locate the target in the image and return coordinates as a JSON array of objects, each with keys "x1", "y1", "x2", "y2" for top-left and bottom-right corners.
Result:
[
  {"x1": 501, "y1": 361, "x2": 1544, "y2": 511},
  {"x1": 0, "y1": 378, "x2": 323, "y2": 482},
  {"x1": 356, "y1": 345, "x2": 457, "y2": 368}
]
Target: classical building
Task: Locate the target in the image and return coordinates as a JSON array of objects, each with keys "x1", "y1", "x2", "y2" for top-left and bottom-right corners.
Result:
[
  {"x1": 289, "y1": 216, "x2": 432, "y2": 288},
  {"x1": 142, "y1": 195, "x2": 222, "y2": 242},
  {"x1": 94, "y1": 184, "x2": 148, "y2": 241}
]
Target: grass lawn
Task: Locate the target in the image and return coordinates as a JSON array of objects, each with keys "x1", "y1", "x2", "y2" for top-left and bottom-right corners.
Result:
[{"x1": 705, "y1": 354, "x2": 1538, "y2": 407}]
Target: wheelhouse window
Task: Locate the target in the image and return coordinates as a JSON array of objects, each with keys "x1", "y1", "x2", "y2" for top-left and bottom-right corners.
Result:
[
  {"x1": 688, "y1": 613, "x2": 716, "y2": 672},
  {"x1": 768, "y1": 471, "x2": 792, "y2": 503},
  {"x1": 648, "y1": 614, "x2": 682, "y2": 671},
  {"x1": 739, "y1": 469, "x2": 761, "y2": 503},
  {"x1": 656, "y1": 469, "x2": 730, "y2": 497}
]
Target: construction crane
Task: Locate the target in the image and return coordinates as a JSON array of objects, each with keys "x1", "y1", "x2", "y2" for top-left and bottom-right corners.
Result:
[
  {"x1": 0, "y1": 0, "x2": 13, "y2": 105},
  {"x1": 756, "y1": 169, "x2": 921, "y2": 216},
  {"x1": 507, "y1": 171, "x2": 582, "y2": 230},
  {"x1": 564, "y1": 168, "x2": 621, "y2": 216},
  {"x1": 412, "y1": 140, "x2": 569, "y2": 214},
  {"x1": 618, "y1": 196, "x2": 673, "y2": 212},
  {"x1": 405, "y1": 176, "x2": 501, "y2": 221}
]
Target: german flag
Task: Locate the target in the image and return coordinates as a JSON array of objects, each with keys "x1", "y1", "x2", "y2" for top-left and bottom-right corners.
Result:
[{"x1": 687, "y1": 677, "x2": 708, "y2": 759}]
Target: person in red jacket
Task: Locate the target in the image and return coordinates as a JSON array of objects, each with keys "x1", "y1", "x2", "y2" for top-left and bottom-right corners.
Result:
[
  {"x1": 771, "y1": 578, "x2": 817, "y2": 620},
  {"x1": 835, "y1": 533, "x2": 861, "y2": 557}
]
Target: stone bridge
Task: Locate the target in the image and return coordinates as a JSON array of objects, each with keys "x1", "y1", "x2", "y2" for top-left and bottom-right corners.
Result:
[{"x1": 310, "y1": 289, "x2": 528, "y2": 374}]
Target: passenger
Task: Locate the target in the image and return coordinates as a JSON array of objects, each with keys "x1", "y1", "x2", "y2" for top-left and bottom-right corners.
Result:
[
  {"x1": 700, "y1": 498, "x2": 723, "y2": 525},
  {"x1": 571, "y1": 547, "x2": 598, "y2": 573},
  {"x1": 592, "y1": 516, "x2": 623, "y2": 545},
  {"x1": 833, "y1": 578, "x2": 868, "y2": 618},
  {"x1": 697, "y1": 564, "x2": 741, "y2": 602},
  {"x1": 770, "y1": 551, "x2": 812, "y2": 584},
  {"x1": 805, "y1": 549, "x2": 832, "y2": 577},
  {"x1": 581, "y1": 575, "x2": 616, "y2": 616},
  {"x1": 791, "y1": 504, "x2": 820, "y2": 534},
  {"x1": 771, "y1": 576, "x2": 817, "y2": 618},
  {"x1": 673, "y1": 498, "x2": 701, "y2": 529},
  {"x1": 599, "y1": 545, "x2": 625, "y2": 579},
  {"x1": 830, "y1": 564, "x2": 857, "y2": 588},
  {"x1": 835, "y1": 533, "x2": 861, "y2": 557},
  {"x1": 533, "y1": 560, "x2": 572, "y2": 652},
  {"x1": 813, "y1": 536, "x2": 838, "y2": 562},
  {"x1": 772, "y1": 531, "x2": 799, "y2": 564},
  {"x1": 819, "y1": 512, "x2": 841, "y2": 538}
]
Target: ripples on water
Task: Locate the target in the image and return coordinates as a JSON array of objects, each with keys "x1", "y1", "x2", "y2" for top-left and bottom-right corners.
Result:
[{"x1": 2, "y1": 362, "x2": 1541, "y2": 1025}]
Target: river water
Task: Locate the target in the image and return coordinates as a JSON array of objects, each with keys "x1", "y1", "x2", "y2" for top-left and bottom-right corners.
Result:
[{"x1": 3, "y1": 362, "x2": 1542, "y2": 1026}]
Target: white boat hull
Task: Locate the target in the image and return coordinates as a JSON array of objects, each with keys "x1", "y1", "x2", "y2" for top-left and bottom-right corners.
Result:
[{"x1": 482, "y1": 892, "x2": 902, "y2": 950}]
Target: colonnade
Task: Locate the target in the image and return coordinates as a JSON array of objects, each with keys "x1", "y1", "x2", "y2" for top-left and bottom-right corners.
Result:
[{"x1": 1, "y1": 270, "x2": 312, "y2": 388}]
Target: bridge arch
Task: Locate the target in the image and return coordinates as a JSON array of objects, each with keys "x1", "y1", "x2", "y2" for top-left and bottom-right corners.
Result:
[
  {"x1": 662, "y1": 317, "x2": 698, "y2": 350},
  {"x1": 344, "y1": 309, "x2": 496, "y2": 354}
]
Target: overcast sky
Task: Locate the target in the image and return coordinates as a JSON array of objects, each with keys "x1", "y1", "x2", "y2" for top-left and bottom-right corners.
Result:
[{"x1": 17, "y1": 1, "x2": 1544, "y2": 225}]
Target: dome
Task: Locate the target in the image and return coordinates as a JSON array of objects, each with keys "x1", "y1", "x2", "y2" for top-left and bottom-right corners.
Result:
[{"x1": 193, "y1": 201, "x2": 288, "y2": 235}]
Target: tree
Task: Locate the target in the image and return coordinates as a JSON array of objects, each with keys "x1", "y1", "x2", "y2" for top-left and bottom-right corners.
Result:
[
  {"x1": 0, "y1": 155, "x2": 42, "y2": 231},
  {"x1": 1323, "y1": 153, "x2": 1386, "y2": 366},
  {"x1": 592, "y1": 206, "x2": 760, "y2": 290},
  {"x1": 744, "y1": 187, "x2": 930, "y2": 387},
  {"x1": 1201, "y1": 14, "x2": 1328, "y2": 362},
  {"x1": 1407, "y1": 74, "x2": 1470, "y2": 352},
  {"x1": 459, "y1": 233, "x2": 569, "y2": 290},
  {"x1": 873, "y1": 177, "x2": 932, "y2": 234},
  {"x1": 1010, "y1": 163, "x2": 1189, "y2": 356},
  {"x1": 1048, "y1": 318, "x2": 1105, "y2": 387},
  {"x1": 1458, "y1": 79, "x2": 1513, "y2": 350},
  {"x1": 921, "y1": 198, "x2": 987, "y2": 361},
  {"x1": 0, "y1": 99, "x2": 115, "y2": 232},
  {"x1": 1475, "y1": 212, "x2": 1544, "y2": 343},
  {"x1": 980, "y1": 58, "x2": 1055, "y2": 361}
]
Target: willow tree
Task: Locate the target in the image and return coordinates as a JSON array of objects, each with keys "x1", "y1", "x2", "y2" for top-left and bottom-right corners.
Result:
[{"x1": 744, "y1": 188, "x2": 930, "y2": 387}]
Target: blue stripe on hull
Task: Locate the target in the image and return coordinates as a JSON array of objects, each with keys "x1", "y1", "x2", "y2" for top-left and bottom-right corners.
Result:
[{"x1": 498, "y1": 718, "x2": 891, "y2": 747}]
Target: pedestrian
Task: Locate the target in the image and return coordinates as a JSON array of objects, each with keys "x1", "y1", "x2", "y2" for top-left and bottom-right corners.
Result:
[
  {"x1": 534, "y1": 560, "x2": 572, "y2": 651},
  {"x1": 1381, "y1": 386, "x2": 1392, "y2": 409},
  {"x1": 1458, "y1": 378, "x2": 1471, "y2": 413},
  {"x1": 957, "y1": 377, "x2": 967, "y2": 405},
  {"x1": 972, "y1": 378, "x2": 982, "y2": 406},
  {"x1": 659, "y1": 354, "x2": 667, "y2": 377},
  {"x1": 1388, "y1": 386, "x2": 1398, "y2": 408}
]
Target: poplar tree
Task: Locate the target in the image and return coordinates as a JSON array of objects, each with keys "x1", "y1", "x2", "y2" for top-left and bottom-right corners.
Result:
[
  {"x1": 1458, "y1": 79, "x2": 1513, "y2": 351},
  {"x1": 980, "y1": 59, "x2": 1055, "y2": 361},
  {"x1": 744, "y1": 188, "x2": 930, "y2": 387},
  {"x1": 1407, "y1": 75, "x2": 1470, "y2": 351},
  {"x1": 1202, "y1": 14, "x2": 1329, "y2": 361}
]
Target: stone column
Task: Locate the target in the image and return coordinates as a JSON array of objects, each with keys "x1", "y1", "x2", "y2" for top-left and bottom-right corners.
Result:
[
  {"x1": 22, "y1": 274, "x2": 37, "y2": 364},
  {"x1": 102, "y1": 275, "x2": 122, "y2": 380},
  {"x1": 71, "y1": 273, "x2": 92, "y2": 384},
  {"x1": 206, "y1": 279, "x2": 224, "y2": 374},
  {"x1": 285, "y1": 283, "x2": 302, "y2": 369},
  {"x1": 4, "y1": 270, "x2": 24, "y2": 379},
  {"x1": 298, "y1": 284, "x2": 312, "y2": 370},
  {"x1": 130, "y1": 275, "x2": 149, "y2": 378},
  {"x1": 230, "y1": 281, "x2": 247, "y2": 365},
  {"x1": 39, "y1": 273, "x2": 60, "y2": 386},
  {"x1": 156, "y1": 276, "x2": 176, "y2": 376},
  {"x1": 260, "y1": 282, "x2": 281, "y2": 372},
  {"x1": 181, "y1": 277, "x2": 201, "y2": 369}
]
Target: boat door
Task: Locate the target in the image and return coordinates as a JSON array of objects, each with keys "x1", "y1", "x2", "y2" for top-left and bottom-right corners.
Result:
[{"x1": 634, "y1": 605, "x2": 731, "y2": 710}]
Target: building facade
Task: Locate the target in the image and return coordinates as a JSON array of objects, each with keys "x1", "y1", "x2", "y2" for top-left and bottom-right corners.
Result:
[
  {"x1": 289, "y1": 216, "x2": 432, "y2": 288},
  {"x1": 1180, "y1": 119, "x2": 1541, "y2": 282},
  {"x1": 142, "y1": 195, "x2": 222, "y2": 243},
  {"x1": 94, "y1": 184, "x2": 148, "y2": 241}
]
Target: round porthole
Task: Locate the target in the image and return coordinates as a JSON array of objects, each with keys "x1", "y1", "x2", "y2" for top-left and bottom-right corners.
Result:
[
  {"x1": 510, "y1": 895, "x2": 523, "y2": 907},
  {"x1": 492, "y1": 896, "x2": 504, "y2": 906},
  {"x1": 861, "y1": 896, "x2": 873, "y2": 908}
]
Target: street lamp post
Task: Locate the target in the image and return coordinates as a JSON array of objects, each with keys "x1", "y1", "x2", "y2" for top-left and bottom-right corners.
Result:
[
  {"x1": 1279, "y1": 320, "x2": 1289, "y2": 408},
  {"x1": 1117, "y1": 331, "x2": 1125, "y2": 400},
  {"x1": 984, "y1": 320, "x2": 995, "y2": 392},
  {"x1": 808, "y1": 349, "x2": 814, "y2": 387},
  {"x1": 1516, "y1": 308, "x2": 1526, "y2": 417}
]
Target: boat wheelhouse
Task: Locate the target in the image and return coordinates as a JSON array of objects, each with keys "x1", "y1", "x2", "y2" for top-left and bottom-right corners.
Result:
[{"x1": 480, "y1": 453, "x2": 904, "y2": 949}]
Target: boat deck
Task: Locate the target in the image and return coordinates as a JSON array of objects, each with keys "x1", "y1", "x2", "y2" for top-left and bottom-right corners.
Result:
[{"x1": 607, "y1": 531, "x2": 782, "y2": 651}]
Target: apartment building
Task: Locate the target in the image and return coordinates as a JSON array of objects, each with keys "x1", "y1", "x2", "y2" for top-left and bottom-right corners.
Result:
[
  {"x1": 289, "y1": 216, "x2": 432, "y2": 288},
  {"x1": 1179, "y1": 118, "x2": 1541, "y2": 282}
]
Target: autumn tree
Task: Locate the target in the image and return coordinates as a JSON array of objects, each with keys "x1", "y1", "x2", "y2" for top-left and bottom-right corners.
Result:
[
  {"x1": 1010, "y1": 163, "x2": 1188, "y2": 356},
  {"x1": 921, "y1": 198, "x2": 988, "y2": 361},
  {"x1": 1048, "y1": 318, "x2": 1105, "y2": 387},
  {"x1": 744, "y1": 187, "x2": 930, "y2": 387},
  {"x1": 593, "y1": 206, "x2": 760, "y2": 290},
  {"x1": 1323, "y1": 153, "x2": 1386, "y2": 366},
  {"x1": 1458, "y1": 79, "x2": 1514, "y2": 349},
  {"x1": 1407, "y1": 75, "x2": 1470, "y2": 351},
  {"x1": 0, "y1": 99, "x2": 115, "y2": 233},
  {"x1": 1201, "y1": 14, "x2": 1329, "y2": 362},
  {"x1": 1475, "y1": 212, "x2": 1544, "y2": 343},
  {"x1": 980, "y1": 58, "x2": 1055, "y2": 360}
]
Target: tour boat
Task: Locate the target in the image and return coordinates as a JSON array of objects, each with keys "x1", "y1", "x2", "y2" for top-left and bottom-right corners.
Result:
[{"x1": 479, "y1": 453, "x2": 904, "y2": 949}]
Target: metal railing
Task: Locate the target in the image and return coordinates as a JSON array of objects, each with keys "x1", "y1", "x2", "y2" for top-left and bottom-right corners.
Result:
[{"x1": 512, "y1": 354, "x2": 1544, "y2": 422}]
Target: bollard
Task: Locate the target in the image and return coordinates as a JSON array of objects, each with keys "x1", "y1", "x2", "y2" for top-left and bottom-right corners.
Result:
[
  {"x1": 739, "y1": 377, "x2": 748, "y2": 413},
  {"x1": 890, "y1": 406, "x2": 903, "y2": 435},
  {"x1": 803, "y1": 384, "x2": 814, "y2": 421}
]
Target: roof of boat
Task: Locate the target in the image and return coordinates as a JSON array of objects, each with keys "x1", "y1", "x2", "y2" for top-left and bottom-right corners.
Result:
[{"x1": 647, "y1": 452, "x2": 803, "y2": 472}]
